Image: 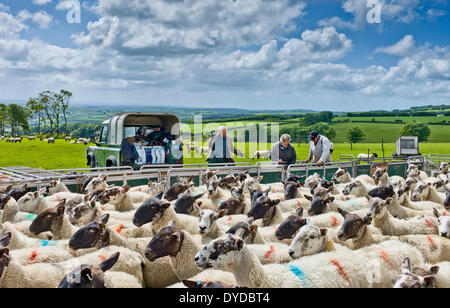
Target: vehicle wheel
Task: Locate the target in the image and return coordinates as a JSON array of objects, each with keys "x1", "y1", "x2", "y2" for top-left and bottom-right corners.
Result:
[
  {"x1": 106, "y1": 156, "x2": 117, "y2": 167},
  {"x1": 88, "y1": 152, "x2": 96, "y2": 168}
]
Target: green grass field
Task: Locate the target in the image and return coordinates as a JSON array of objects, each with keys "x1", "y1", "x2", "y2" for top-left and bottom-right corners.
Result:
[{"x1": 0, "y1": 139, "x2": 449, "y2": 170}]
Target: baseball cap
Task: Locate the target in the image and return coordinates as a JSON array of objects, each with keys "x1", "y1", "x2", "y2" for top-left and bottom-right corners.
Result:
[{"x1": 309, "y1": 131, "x2": 319, "y2": 141}]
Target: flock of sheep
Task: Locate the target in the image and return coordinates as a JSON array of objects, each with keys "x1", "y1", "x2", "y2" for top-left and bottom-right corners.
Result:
[
  {"x1": 0, "y1": 162, "x2": 449, "y2": 288},
  {"x1": 0, "y1": 135, "x2": 91, "y2": 144}
]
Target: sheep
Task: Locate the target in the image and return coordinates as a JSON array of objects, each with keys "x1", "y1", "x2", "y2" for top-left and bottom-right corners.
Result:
[
  {"x1": 368, "y1": 197, "x2": 439, "y2": 236},
  {"x1": 0, "y1": 236, "x2": 145, "y2": 288},
  {"x1": 247, "y1": 196, "x2": 284, "y2": 226},
  {"x1": 282, "y1": 181, "x2": 304, "y2": 200},
  {"x1": 396, "y1": 233, "x2": 450, "y2": 264},
  {"x1": 199, "y1": 146, "x2": 209, "y2": 156},
  {"x1": 332, "y1": 168, "x2": 353, "y2": 184},
  {"x1": 386, "y1": 192, "x2": 436, "y2": 219},
  {"x1": 5, "y1": 184, "x2": 31, "y2": 201},
  {"x1": 0, "y1": 195, "x2": 41, "y2": 224},
  {"x1": 433, "y1": 208, "x2": 449, "y2": 238},
  {"x1": 225, "y1": 218, "x2": 266, "y2": 245},
  {"x1": 164, "y1": 177, "x2": 195, "y2": 201},
  {"x1": 412, "y1": 182, "x2": 445, "y2": 204},
  {"x1": 197, "y1": 177, "x2": 232, "y2": 211},
  {"x1": 47, "y1": 138, "x2": 55, "y2": 144},
  {"x1": 28, "y1": 200, "x2": 80, "y2": 240},
  {"x1": 81, "y1": 174, "x2": 110, "y2": 195},
  {"x1": 392, "y1": 257, "x2": 437, "y2": 288},
  {"x1": 129, "y1": 180, "x2": 166, "y2": 195},
  {"x1": 343, "y1": 180, "x2": 377, "y2": 197},
  {"x1": 217, "y1": 184, "x2": 247, "y2": 215},
  {"x1": 357, "y1": 153, "x2": 378, "y2": 159},
  {"x1": 132, "y1": 196, "x2": 200, "y2": 236},
  {"x1": 304, "y1": 173, "x2": 321, "y2": 188},
  {"x1": 243, "y1": 174, "x2": 284, "y2": 194},
  {"x1": 39, "y1": 179, "x2": 70, "y2": 196},
  {"x1": 173, "y1": 191, "x2": 205, "y2": 215},
  {"x1": 304, "y1": 194, "x2": 369, "y2": 216},
  {"x1": 411, "y1": 261, "x2": 450, "y2": 288},
  {"x1": 96, "y1": 185, "x2": 139, "y2": 212},
  {"x1": 445, "y1": 189, "x2": 450, "y2": 209},
  {"x1": 197, "y1": 209, "x2": 228, "y2": 243},
  {"x1": 58, "y1": 252, "x2": 143, "y2": 288},
  {"x1": 195, "y1": 232, "x2": 424, "y2": 288},
  {"x1": 252, "y1": 150, "x2": 270, "y2": 160},
  {"x1": 398, "y1": 192, "x2": 443, "y2": 212},
  {"x1": 69, "y1": 215, "x2": 180, "y2": 288},
  {"x1": 407, "y1": 164, "x2": 428, "y2": 181},
  {"x1": 16, "y1": 191, "x2": 51, "y2": 214}
]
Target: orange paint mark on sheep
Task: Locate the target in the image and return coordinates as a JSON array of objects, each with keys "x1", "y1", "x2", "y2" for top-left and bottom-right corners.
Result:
[
  {"x1": 330, "y1": 258, "x2": 350, "y2": 282},
  {"x1": 330, "y1": 216, "x2": 339, "y2": 227},
  {"x1": 28, "y1": 250, "x2": 39, "y2": 263},
  {"x1": 227, "y1": 216, "x2": 232, "y2": 221},
  {"x1": 100, "y1": 205, "x2": 105, "y2": 211},
  {"x1": 271, "y1": 189, "x2": 276, "y2": 194},
  {"x1": 424, "y1": 218, "x2": 434, "y2": 230},
  {"x1": 296, "y1": 200, "x2": 301, "y2": 207},
  {"x1": 426, "y1": 236, "x2": 437, "y2": 249},
  {"x1": 443, "y1": 211, "x2": 447, "y2": 216},
  {"x1": 138, "y1": 188, "x2": 142, "y2": 192},
  {"x1": 264, "y1": 246, "x2": 275, "y2": 262},
  {"x1": 98, "y1": 255, "x2": 106, "y2": 262},
  {"x1": 377, "y1": 248, "x2": 392, "y2": 267},
  {"x1": 112, "y1": 225, "x2": 123, "y2": 234},
  {"x1": 340, "y1": 194, "x2": 345, "y2": 201}
]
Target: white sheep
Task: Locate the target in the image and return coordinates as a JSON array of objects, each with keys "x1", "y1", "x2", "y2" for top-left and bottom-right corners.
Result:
[
  {"x1": 412, "y1": 261, "x2": 450, "y2": 288},
  {"x1": 433, "y1": 208, "x2": 449, "y2": 238},
  {"x1": 369, "y1": 197, "x2": 439, "y2": 236},
  {"x1": 412, "y1": 182, "x2": 445, "y2": 204},
  {"x1": 195, "y1": 232, "x2": 424, "y2": 288}
]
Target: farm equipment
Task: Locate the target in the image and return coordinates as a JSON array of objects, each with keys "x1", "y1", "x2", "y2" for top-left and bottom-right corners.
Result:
[
  {"x1": 392, "y1": 136, "x2": 420, "y2": 158},
  {"x1": 86, "y1": 113, "x2": 183, "y2": 169}
]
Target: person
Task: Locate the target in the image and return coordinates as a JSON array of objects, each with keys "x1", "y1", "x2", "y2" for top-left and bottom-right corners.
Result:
[
  {"x1": 306, "y1": 130, "x2": 333, "y2": 167},
  {"x1": 270, "y1": 134, "x2": 297, "y2": 167},
  {"x1": 121, "y1": 136, "x2": 139, "y2": 167},
  {"x1": 207, "y1": 126, "x2": 243, "y2": 165}
]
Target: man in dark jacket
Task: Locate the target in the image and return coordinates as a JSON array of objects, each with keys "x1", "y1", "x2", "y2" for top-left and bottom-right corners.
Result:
[
  {"x1": 121, "y1": 137, "x2": 139, "y2": 167},
  {"x1": 270, "y1": 134, "x2": 297, "y2": 167}
]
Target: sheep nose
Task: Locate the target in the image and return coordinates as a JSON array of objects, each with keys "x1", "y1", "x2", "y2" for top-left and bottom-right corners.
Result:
[
  {"x1": 337, "y1": 231, "x2": 344, "y2": 239},
  {"x1": 288, "y1": 251, "x2": 294, "y2": 258},
  {"x1": 199, "y1": 226, "x2": 206, "y2": 231},
  {"x1": 194, "y1": 256, "x2": 199, "y2": 262},
  {"x1": 441, "y1": 232, "x2": 448, "y2": 237}
]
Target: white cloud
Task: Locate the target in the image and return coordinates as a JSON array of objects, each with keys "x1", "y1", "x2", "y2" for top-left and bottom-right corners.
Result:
[
  {"x1": 32, "y1": 0, "x2": 52, "y2": 5},
  {"x1": 318, "y1": 17, "x2": 358, "y2": 31},
  {"x1": 17, "y1": 10, "x2": 54, "y2": 30},
  {"x1": 375, "y1": 35, "x2": 416, "y2": 56}
]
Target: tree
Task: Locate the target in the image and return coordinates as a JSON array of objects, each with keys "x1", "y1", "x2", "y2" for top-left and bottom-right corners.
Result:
[
  {"x1": 0, "y1": 103, "x2": 7, "y2": 135},
  {"x1": 59, "y1": 90, "x2": 72, "y2": 134},
  {"x1": 346, "y1": 127, "x2": 366, "y2": 144},
  {"x1": 6, "y1": 104, "x2": 31, "y2": 136},
  {"x1": 26, "y1": 98, "x2": 44, "y2": 135},
  {"x1": 319, "y1": 111, "x2": 334, "y2": 123},
  {"x1": 400, "y1": 122, "x2": 431, "y2": 142}
]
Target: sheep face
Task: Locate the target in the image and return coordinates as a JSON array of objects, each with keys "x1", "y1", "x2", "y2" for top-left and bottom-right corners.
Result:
[
  {"x1": 165, "y1": 183, "x2": 191, "y2": 202},
  {"x1": 434, "y1": 209, "x2": 450, "y2": 238},
  {"x1": 0, "y1": 233, "x2": 11, "y2": 279},
  {"x1": 204, "y1": 169, "x2": 219, "y2": 181},
  {"x1": 69, "y1": 217, "x2": 110, "y2": 250},
  {"x1": 219, "y1": 175, "x2": 238, "y2": 189},
  {"x1": 285, "y1": 173, "x2": 302, "y2": 183},
  {"x1": 7, "y1": 184, "x2": 31, "y2": 201},
  {"x1": 145, "y1": 224, "x2": 184, "y2": 261},
  {"x1": 174, "y1": 192, "x2": 205, "y2": 215},
  {"x1": 243, "y1": 176, "x2": 263, "y2": 192},
  {"x1": 69, "y1": 199, "x2": 97, "y2": 226},
  {"x1": 311, "y1": 186, "x2": 332, "y2": 198},
  {"x1": 17, "y1": 191, "x2": 42, "y2": 212},
  {"x1": 97, "y1": 185, "x2": 129, "y2": 205},
  {"x1": 225, "y1": 221, "x2": 257, "y2": 244},
  {"x1": 392, "y1": 258, "x2": 437, "y2": 288},
  {"x1": 247, "y1": 196, "x2": 280, "y2": 222},
  {"x1": 83, "y1": 175, "x2": 108, "y2": 194},
  {"x1": 372, "y1": 167, "x2": 387, "y2": 182},
  {"x1": 149, "y1": 180, "x2": 166, "y2": 196},
  {"x1": 304, "y1": 195, "x2": 335, "y2": 216},
  {"x1": 368, "y1": 184, "x2": 394, "y2": 200},
  {"x1": 198, "y1": 209, "x2": 225, "y2": 235},
  {"x1": 195, "y1": 233, "x2": 244, "y2": 271},
  {"x1": 400, "y1": 178, "x2": 418, "y2": 195},
  {"x1": 288, "y1": 224, "x2": 328, "y2": 259},
  {"x1": 411, "y1": 182, "x2": 431, "y2": 201},
  {"x1": 0, "y1": 195, "x2": 11, "y2": 210},
  {"x1": 343, "y1": 180, "x2": 363, "y2": 196},
  {"x1": 29, "y1": 200, "x2": 66, "y2": 235},
  {"x1": 439, "y1": 162, "x2": 449, "y2": 172},
  {"x1": 132, "y1": 198, "x2": 171, "y2": 227},
  {"x1": 304, "y1": 174, "x2": 320, "y2": 188},
  {"x1": 283, "y1": 181, "x2": 302, "y2": 200},
  {"x1": 407, "y1": 164, "x2": 420, "y2": 178},
  {"x1": 275, "y1": 208, "x2": 307, "y2": 241},
  {"x1": 336, "y1": 209, "x2": 371, "y2": 241},
  {"x1": 41, "y1": 180, "x2": 61, "y2": 196},
  {"x1": 368, "y1": 197, "x2": 391, "y2": 218},
  {"x1": 58, "y1": 252, "x2": 120, "y2": 288}
]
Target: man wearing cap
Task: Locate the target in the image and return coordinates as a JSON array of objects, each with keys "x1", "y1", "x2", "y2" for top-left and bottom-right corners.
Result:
[{"x1": 306, "y1": 131, "x2": 333, "y2": 167}]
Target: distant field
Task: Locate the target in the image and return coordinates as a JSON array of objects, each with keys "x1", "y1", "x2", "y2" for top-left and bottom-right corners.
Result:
[{"x1": 1, "y1": 139, "x2": 448, "y2": 170}]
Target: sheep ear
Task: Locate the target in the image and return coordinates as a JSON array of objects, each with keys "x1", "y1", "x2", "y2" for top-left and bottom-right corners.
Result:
[
  {"x1": 99, "y1": 252, "x2": 120, "y2": 272},
  {"x1": 319, "y1": 229, "x2": 327, "y2": 236},
  {"x1": 122, "y1": 185, "x2": 130, "y2": 193},
  {"x1": 216, "y1": 210, "x2": 227, "y2": 219},
  {"x1": 56, "y1": 205, "x2": 66, "y2": 216},
  {"x1": 363, "y1": 215, "x2": 372, "y2": 225},
  {"x1": 295, "y1": 207, "x2": 304, "y2": 217},
  {"x1": 423, "y1": 276, "x2": 437, "y2": 288},
  {"x1": 272, "y1": 199, "x2": 281, "y2": 206},
  {"x1": 385, "y1": 198, "x2": 393, "y2": 205},
  {"x1": 90, "y1": 200, "x2": 96, "y2": 208},
  {"x1": 0, "y1": 232, "x2": 12, "y2": 247},
  {"x1": 364, "y1": 194, "x2": 371, "y2": 201},
  {"x1": 263, "y1": 187, "x2": 271, "y2": 196},
  {"x1": 235, "y1": 228, "x2": 245, "y2": 240},
  {"x1": 401, "y1": 257, "x2": 411, "y2": 273},
  {"x1": 326, "y1": 197, "x2": 335, "y2": 203},
  {"x1": 257, "y1": 176, "x2": 263, "y2": 183},
  {"x1": 161, "y1": 202, "x2": 171, "y2": 209},
  {"x1": 100, "y1": 214, "x2": 110, "y2": 225},
  {"x1": 193, "y1": 203, "x2": 202, "y2": 214},
  {"x1": 168, "y1": 220, "x2": 177, "y2": 227},
  {"x1": 433, "y1": 208, "x2": 441, "y2": 218},
  {"x1": 304, "y1": 195, "x2": 312, "y2": 201},
  {"x1": 154, "y1": 191, "x2": 163, "y2": 200},
  {"x1": 84, "y1": 195, "x2": 89, "y2": 202},
  {"x1": 337, "y1": 208, "x2": 348, "y2": 218},
  {"x1": 250, "y1": 225, "x2": 258, "y2": 233},
  {"x1": 201, "y1": 177, "x2": 207, "y2": 184},
  {"x1": 34, "y1": 191, "x2": 39, "y2": 198},
  {"x1": 194, "y1": 193, "x2": 205, "y2": 200},
  {"x1": 182, "y1": 280, "x2": 202, "y2": 288}
]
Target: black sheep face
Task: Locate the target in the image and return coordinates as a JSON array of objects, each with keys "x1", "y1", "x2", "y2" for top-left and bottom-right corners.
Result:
[
  {"x1": 247, "y1": 196, "x2": 280, "y2": 221},
  {"x1": 29, "y1": 200, "x2": 66, "y2": 235},
  {"x1": 132, "y1": 198, "x2": 171, "y2": 227},
  {"x1": 304, "y1": 195, "x2": 335, "y2": 216},
  {"x1": 145, "y1": 223, "x2": 184, "y2": 262},
  {"x1": 69, "y1": 215, "x2": 110, "y2": 250},
  {"x1": 275, "y1": 208, "x2": 307, "y2": 240},
  {"x1": 337, "y1": 208, "x2": 372, "y2": 241}
]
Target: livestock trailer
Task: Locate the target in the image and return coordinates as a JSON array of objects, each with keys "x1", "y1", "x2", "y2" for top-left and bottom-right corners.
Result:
[{"x1": 393, "y1": 136, "x2": 419, "y2": 158}]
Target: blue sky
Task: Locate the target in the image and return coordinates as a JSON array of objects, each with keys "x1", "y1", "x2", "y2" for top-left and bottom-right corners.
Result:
[{"x1": 0, "y1": 0, "x2": 449, "y2": 111}]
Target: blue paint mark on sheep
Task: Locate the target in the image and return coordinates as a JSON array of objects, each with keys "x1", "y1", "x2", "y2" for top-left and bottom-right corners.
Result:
[
  {"x1": 26, "y1": 214, "x2": 36, "y2": 221},
  {"x1": 287, "y1": 265, "x2": 311, "y2": 287},
  {"x1": 41, "y1": 240, "x2": 58, "y2": 247}
]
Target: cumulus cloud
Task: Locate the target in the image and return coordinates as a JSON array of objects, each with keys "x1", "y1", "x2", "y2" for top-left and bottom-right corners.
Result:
[
  {"x1": 375, "y1": 35, "x2": 416, "y2": 56},
  {"x1": 32, "y1": 0, "x2": 52, "y2": 5},
  {"x1": 17, "y1": 10, "x2": 53, "y2": 30}
]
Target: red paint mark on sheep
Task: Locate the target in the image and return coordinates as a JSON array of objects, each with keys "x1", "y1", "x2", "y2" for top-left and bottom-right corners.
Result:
[
  {"x1": 424, "y1": 218, "x2": 435, "y2": 230},
  {"x1": 340, "y1": 194, "x2": 345, "y2": 201},
  {"x1": 227, "y1": 262, "x2": 233, "y2": 268},
  {"x1": 227, "y1": 216, "x2": 232, "y2": 221},
  {"x1": 426, "y1": 236, "x2": 437, "y2": 249},
  {"x1": 264, "y1": 246, "x2": 275, "y2": 262},
  {"x1": 377, "y1": 248, "x2": 392, "y2": 267},
  {"x1": 443, "y1": 211, "x2": 447, "y2": 216},
  {"x1": 271, "y1": 189, "x2": 276, "y2": 194},
  {"x1": 330, "y1": 216, "x2": 339, "y2": 227},
  {"x1": 28, "y1": 250, "x2": 39, "y2": 263},
  {"x1": 138, "y1": 188, "x2": 142, "y2": 192},
  {"x1": 296, "y1": 200, "x2": 302, "y2": 207},
  {"x1": 113, "y1": 225, "x2": 123, "y2": 234},
  {"x1": 98, "y1": 255, "x2": 106, "y2": 262},
  {"x1": 330, "y1": 258, "x2": 350, "y2": 282}
]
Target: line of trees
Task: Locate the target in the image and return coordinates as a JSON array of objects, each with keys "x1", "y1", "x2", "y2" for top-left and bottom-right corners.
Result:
[
  {"x1": 0, "y1": 103, "x2": 32, "y2": 136},
  {"x1": 26, "y1": 90, "x2": 72, "y2": 135}
]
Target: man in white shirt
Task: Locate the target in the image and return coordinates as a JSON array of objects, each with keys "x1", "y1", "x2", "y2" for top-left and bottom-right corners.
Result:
[{"x1": 306, "y1": 131, "x2": 333, "y2": 167}]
